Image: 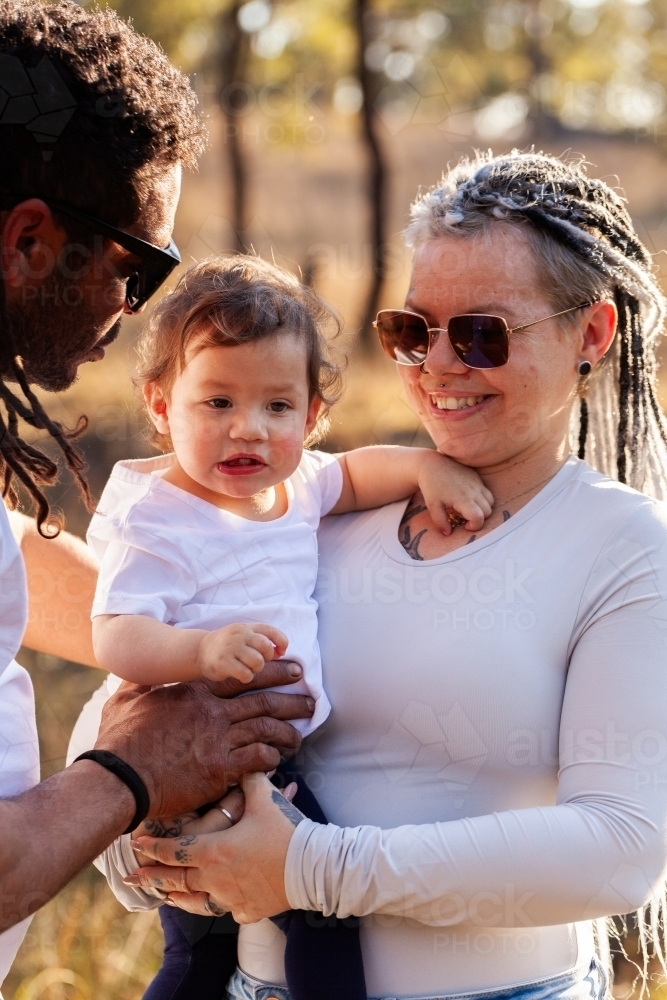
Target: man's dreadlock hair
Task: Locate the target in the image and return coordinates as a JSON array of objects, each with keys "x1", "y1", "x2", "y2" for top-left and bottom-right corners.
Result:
[
  {"x1": 0, "y1": 0, "x2": 206, "y2": 534},
  {"x1": 0, "y1": 280, "x2": 90, "y2": 534},
  {"x1": 405, "y1": 150, "x2": 667, "y2": 501}
]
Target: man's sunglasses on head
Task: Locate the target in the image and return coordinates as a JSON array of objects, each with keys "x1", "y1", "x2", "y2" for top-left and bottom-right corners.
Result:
[
  {"x1": 0, "y1": 195, "x2": 181, "y2": 313},
  {"x1": 374, "y1": 302, "x2": 594, "y2": 370}
]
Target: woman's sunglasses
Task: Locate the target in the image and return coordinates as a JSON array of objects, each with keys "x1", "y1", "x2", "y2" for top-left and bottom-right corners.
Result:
[
  {"x1": 1, "y1": 195, "x2": 181, "y2": 313},
  {"x1": 374, "y1": 302, "x2": 594, "y2": 370}
]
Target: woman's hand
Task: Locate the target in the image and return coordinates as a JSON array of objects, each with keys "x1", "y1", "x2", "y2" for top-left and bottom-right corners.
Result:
[
  {"x1": 131, "y1": 785, "x2": 248, "y2": 867},
  {"x1": 123, "y1": 773, "x2": 302, "y2": 922}
]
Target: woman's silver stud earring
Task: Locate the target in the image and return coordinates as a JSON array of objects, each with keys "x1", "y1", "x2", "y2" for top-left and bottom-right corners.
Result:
[{"x1": 577, "y1": 360, "x2": 592, "y2": 377}]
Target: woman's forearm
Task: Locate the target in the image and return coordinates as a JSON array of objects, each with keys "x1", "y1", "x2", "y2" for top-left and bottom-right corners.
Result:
[
  {"x1": 285, "y1": 790, "x2": 664, "y2": 928},
  {"x1": 93, "y1": 615, "x2": 206, "y2": 684}
]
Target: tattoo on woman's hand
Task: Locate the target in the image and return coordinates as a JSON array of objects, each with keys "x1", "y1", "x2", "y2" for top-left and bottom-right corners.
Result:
[
  {"x1": 271, "y1": 790, "x2": 304, "y2": 828},
  {"x1": 173, "y1": 834, "x2": 198, "y2": 864},
  {"x1": 144, "y1": 818, "x2": 185, "y2": 839}
]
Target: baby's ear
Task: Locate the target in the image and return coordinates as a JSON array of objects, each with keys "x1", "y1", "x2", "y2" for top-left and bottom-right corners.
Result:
[
  {"x1": 144, "y1": 382, "x2": 170, "y2": 434},
  {"x1": 304, "y1": 396, "x2": 323, "y2": 438}
]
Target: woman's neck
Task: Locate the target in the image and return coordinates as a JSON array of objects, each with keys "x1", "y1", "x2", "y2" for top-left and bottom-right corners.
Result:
[
  {"x1": 475, "y1": 435, "x2": 572, "y2": 518},
  {"x1": 399, "y1": 436, "x2": 572, "y2": 562}
]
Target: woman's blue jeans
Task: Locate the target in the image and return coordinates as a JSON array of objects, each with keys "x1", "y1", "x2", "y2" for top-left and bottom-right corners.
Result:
[{"x1": 225, "y1": 955, "x2": 607, "y2": 1000}]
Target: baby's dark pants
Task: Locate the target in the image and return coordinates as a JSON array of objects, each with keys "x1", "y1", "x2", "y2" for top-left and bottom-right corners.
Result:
[{"x1": 142, "y1": 764, "x2": 366, "y2": 1000}]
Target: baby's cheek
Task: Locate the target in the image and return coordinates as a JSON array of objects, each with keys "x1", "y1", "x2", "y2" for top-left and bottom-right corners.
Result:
[{"x1": 268, "y1": 429, "x2": 305, "y2": 471}]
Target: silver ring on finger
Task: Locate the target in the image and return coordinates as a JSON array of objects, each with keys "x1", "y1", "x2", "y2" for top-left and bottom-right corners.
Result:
[
  {"x1": 204, "y1": 894, "x2": 214, "y2": 915},
  {"x1": 180, "y1": 869, "x2": 192, "y2": 894},
  {"x1": 218, "y1": 806, "x2": 234, "y2": 824}
]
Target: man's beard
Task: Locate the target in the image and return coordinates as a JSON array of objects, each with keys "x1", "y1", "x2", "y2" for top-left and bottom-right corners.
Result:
[{"x1": 3, "y1": 269, "x2": 122, "y2": 392}]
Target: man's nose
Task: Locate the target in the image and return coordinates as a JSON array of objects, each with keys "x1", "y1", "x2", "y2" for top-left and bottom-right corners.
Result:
[{"x1": 420, "y1": 328, "x2": 470, "y2": 378}]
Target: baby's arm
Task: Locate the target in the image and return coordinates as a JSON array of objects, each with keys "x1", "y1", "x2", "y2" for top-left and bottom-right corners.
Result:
[
  {"x1": 92, "y1": 615, "x2": 288, "y2": 685},
  {"x1": 330, "y1": 446, "x2": 493, "y2": 534}
]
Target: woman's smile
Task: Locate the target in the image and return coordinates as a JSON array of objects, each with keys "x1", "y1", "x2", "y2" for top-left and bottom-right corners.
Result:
[{"x1": 428, "y1": 392, "x2": 493, "y2": 416}]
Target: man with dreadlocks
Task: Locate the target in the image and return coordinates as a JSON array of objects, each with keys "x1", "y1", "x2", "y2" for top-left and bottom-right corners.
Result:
[
  {"x1": 0, "y1": 1, "x2": 312, "y2": 987},
  {"x1": 124, "y1": 150, "x2": 667, "y2": 1000}
]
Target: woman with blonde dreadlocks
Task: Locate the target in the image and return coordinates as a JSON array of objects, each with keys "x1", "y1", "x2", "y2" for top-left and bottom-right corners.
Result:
[{"x1": 126, "y1": 150, "x2": 667, "y2": 1000}]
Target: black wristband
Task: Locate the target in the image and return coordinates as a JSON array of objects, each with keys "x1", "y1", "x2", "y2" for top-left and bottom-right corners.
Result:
[{"x1": 73, "y1": 750, "x2": 150, "y2": 835}]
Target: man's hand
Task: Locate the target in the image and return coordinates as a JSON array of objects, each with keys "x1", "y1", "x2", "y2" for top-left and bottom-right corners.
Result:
[
  {"x1": 95, "y1": 662, "x2": 313, "y2": 818},
  {"x1": 126, "y1": 772, "x2": 303, "y2": 922}
]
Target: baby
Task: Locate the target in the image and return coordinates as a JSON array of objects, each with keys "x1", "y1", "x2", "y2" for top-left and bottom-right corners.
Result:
[{"x1": 87, "y1": 255, "x2": 493, "y2": 1000}]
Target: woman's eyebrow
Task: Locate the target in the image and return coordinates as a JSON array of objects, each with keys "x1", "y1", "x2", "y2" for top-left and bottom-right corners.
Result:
[
  {"x1": 404, "y1": 299, "x2": 521, "y2": 322},
  {"x1": 403, "y1": 299, "x2": 433, "y2": 320}
]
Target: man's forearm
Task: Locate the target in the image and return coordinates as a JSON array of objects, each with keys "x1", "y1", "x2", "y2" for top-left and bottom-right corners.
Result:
[{"x1": 0, "y1": 760, "x2": 134, "y2": 930}]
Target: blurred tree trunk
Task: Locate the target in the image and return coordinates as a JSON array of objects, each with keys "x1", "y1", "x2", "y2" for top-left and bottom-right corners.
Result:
[
  {"x1": 354, "y1": 0, "x2": 388, "y2": 352},
  {"x1": 219, "y1": 1, "x2": 250, "y2": 252},
  {"x1": 524, "y1": 0, "x2": 559, "y2": 140}
]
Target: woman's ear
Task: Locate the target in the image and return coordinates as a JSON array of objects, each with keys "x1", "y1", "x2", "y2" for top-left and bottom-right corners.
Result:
[
  {"x1": 579, "y1": 300, "x2": 617, "y2": 368},
  {"x1": 143, "y1": 382, "x2": 170, "y2": 436},
  {"x1": 304, "y1": 396, "x2": 323, "y2": 439}
]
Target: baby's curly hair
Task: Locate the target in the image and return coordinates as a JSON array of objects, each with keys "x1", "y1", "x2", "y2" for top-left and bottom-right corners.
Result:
[{"x1": 136, "y1": 255, "x2": 345, "y2": 449}]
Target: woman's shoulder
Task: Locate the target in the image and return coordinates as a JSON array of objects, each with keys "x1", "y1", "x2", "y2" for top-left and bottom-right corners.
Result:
[{"x1": 566, "y1": 459, "x2": 667, "y2": 537}]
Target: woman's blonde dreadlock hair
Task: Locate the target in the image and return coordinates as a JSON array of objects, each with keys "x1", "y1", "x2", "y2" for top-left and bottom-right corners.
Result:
[
  {"x1": 0, "y1": 281, "x2": 93, "y2": 537},
  {"x1": 405, "y1": 149, "x2": 667, "y2": 502}
]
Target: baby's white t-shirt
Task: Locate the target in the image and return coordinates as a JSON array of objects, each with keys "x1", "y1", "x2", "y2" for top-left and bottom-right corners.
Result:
[{"x1": 87, "y1": 449, "x2": 344, "y2": 736}]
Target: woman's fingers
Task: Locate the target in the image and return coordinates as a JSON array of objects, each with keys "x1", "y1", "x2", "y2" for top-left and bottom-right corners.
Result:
[
  {"x1": 123, "y1": 861, "x2": 205, "y2": 894},
  {"x1": 283, "y1": 781, "x2": 298, "y2": 802},
  {"x1": 187, "y1": 788, "x2": 246, "y2": 834},
  {"x1": 165, "y1": 891, "x2": 212, "y2": 915},
  {"x1": 128, "y1": 834, "x2": 201, "y2": 869}
]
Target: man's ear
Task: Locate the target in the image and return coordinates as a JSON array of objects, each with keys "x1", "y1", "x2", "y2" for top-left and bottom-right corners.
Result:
[
  {"x1": 1, "y1": 199, "x2": 67, "y2": 290},
  {"x1": 143, "y1": 382, "x2": 170, "y2": 436},
  {"x1": 304, "y1": 396, "x2": 323, "y2": 439}
]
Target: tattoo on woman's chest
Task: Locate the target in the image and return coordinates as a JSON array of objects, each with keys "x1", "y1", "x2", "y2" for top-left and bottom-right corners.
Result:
[
  {"x1": 399, "y1": 499, "x2": 428, "y2": 560},
  {"x1": 399, "y1": 499, "x2": 513, "y2": 560}
]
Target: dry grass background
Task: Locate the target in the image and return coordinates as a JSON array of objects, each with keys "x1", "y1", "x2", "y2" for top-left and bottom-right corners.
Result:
[{"x1": 6, "y1": 105, "x2": 667, "y2": 998}]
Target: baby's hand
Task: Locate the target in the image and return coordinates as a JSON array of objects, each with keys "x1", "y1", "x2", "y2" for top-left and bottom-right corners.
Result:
[
  {"x1": 418, "y1": 452, "x2": 494, "y2": 534},
  {"x1": 196, "y1": 623, "x2": 288, "y2": 683}
]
